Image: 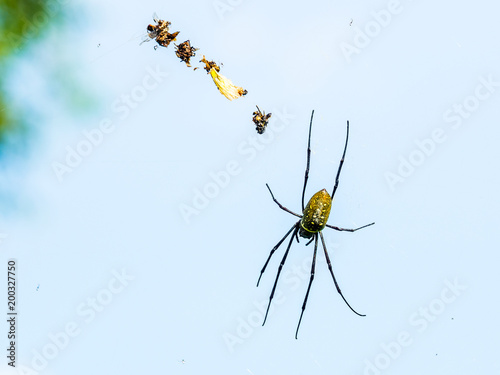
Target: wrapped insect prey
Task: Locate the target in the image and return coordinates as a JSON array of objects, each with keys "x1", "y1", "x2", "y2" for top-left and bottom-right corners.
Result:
[
  {"x1": 175, "y1": 40, "x2": 198, "y2": 67},
  {"x1": 200, "y1": 56, "x2": 247, "y2": 101},
  {"x1": 143, "y1": 15, "x2": 179, "y2": 48},
  {"x1": 252, "y1": 106, "x2": 272, "y2": 134}
]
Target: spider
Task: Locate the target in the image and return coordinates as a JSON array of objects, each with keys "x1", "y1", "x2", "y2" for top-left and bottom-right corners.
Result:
[{"x1": 257, "y1": 110, "x2": 375, "y2": 339}]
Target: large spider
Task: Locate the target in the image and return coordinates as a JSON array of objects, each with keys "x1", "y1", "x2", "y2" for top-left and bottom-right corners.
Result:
[{"x1": 257, "y1": 110, "x2": 375, "y2": 339}]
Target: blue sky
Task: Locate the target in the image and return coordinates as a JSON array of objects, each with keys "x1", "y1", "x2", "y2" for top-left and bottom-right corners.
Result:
[{"x1": 1, "y1": 0, "x2": 500, "y2": 374}]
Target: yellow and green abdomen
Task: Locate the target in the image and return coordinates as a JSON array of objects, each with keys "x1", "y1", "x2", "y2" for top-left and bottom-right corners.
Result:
[{"x1": 300, "y1": 189, "x2": 332, "y2": 236}]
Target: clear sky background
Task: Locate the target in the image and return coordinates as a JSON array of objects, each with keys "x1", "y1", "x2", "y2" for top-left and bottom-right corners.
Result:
[{"x1": 1, "y1": 0, "x2": 500, "y2": 374}]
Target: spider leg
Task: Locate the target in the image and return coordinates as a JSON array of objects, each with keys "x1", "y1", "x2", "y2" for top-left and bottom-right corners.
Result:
[
  {"x1": 301, "y1": 110, "x2": 315, "y2": 211},
  {"x1": 331, "y1": 121, "x2": 349, "y2": 199},
  {"x1": 266, "y1": 184, "x2": 302, "y2": 218},
  {"x1": 262, "y1": 223, "x2": 300, "y2": 326},
  {"x1": 295, "y1": 233, "x2": 318, "y2": 339},
  {"x1": 325, "y1": 222, "x2": 375, "y2": 232},
  {"x1": 257, "y1": 222, "x2": 298, "y2": 287},
  {"x1": 319, "y1": 232, "x2": 365, "y2": 317}
]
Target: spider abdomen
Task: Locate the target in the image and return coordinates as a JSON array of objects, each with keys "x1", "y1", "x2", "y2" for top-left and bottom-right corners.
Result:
[{"x1": 299, "y1": 189, "x2": 332, "y2": 237}]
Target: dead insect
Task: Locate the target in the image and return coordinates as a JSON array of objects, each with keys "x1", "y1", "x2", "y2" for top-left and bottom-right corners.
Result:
[
  {"x1": 141, "y1": 13, "x2": 179, "y2": 48},
  {"x1": 175, "y1": 40, "x2": 198, "y2": 67},
  {"x1": 257, "y1": 110, "x2": 375, "y2": 338},
  {"x1": 252, "y1": 106, "x2": 272, "y2": 134},
  {"x1": 200, "y1": 56, "x2": 220, "y2": 73},
  {"x1": 200, "y1": 56, "x2": 247, "y2": 101}
]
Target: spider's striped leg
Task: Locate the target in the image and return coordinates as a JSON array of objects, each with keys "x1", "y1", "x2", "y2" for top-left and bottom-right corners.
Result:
[
  {"x1": 331, "y1": 121, "x2": 349, "y2": 199},
  {"x1": 301, "y1": 110, "x2": 315, "y2": 211},
  {"x1": 295, "y1": 233, "x2": 318, "y2": 339},
  {"x1": 319, "y1": 232, "x2": 365, "y2": 317},
  {"x1": 325, "y1": 222, "x2": 375, "y2": 232},
  {"x1": 262, "y1": 223, "x2": 300, "y2": 326},
  {"x1": 266, "y1": 184, "x2": 301, "y2": 218},
  {"x1": 257, "y1": 222, "x2": 298, "y2": 287}
]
